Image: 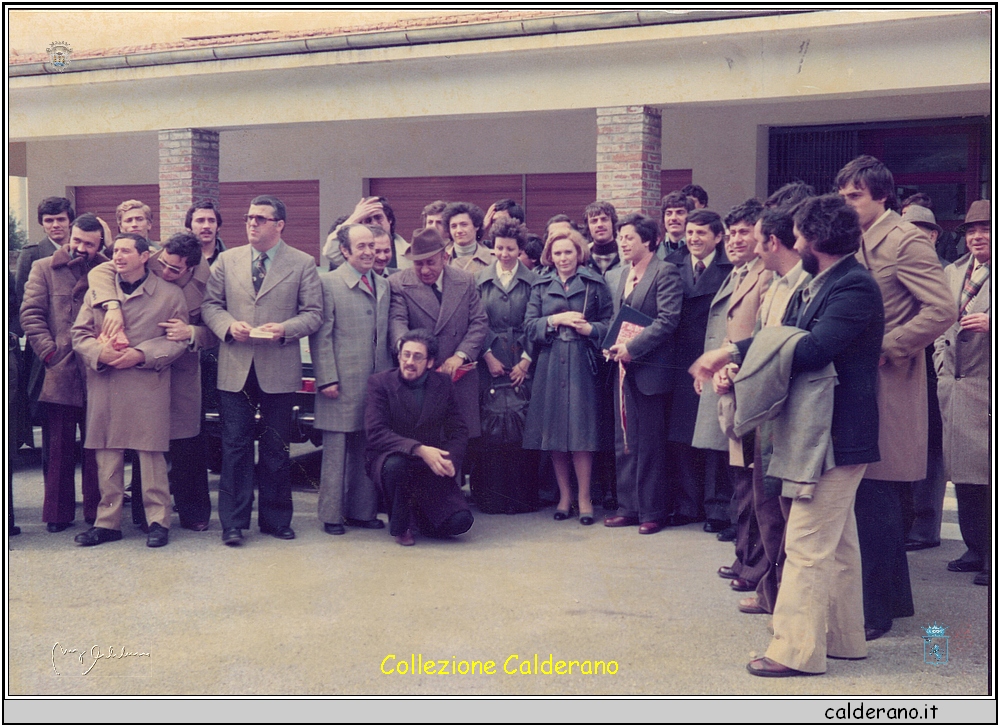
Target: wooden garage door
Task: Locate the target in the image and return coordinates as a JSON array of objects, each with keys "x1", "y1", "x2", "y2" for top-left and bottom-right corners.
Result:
[{"x1": 73, "y1": 180, "x2": 321, "y2": 261}]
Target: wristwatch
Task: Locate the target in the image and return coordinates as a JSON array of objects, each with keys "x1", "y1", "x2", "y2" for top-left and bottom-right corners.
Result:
[{"x1": 103, "y1": 301, "x2": 121, "y2": 311}]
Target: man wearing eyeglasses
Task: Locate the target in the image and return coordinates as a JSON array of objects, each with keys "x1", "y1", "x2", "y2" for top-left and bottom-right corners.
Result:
[
  {"x1": 88, "y1": 232, "x2": 216, "y2": 533},
  {"x1": 202, "y1": 195, "x2": 323, "y2": 546}
]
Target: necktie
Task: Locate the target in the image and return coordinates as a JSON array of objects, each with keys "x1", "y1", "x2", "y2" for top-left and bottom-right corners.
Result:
[
  {"x1": 431, "y1": 282, "x2": 442, "y2": 303},
  {"x1": 252, "y1": 252, "x2": 267, "y2": 293},
  {"x1": 694, "y1": 260, "x2": 706, "y2": 283},
  {"x1": 361, "y1": 274, "x2": 374, "y2": 295}
]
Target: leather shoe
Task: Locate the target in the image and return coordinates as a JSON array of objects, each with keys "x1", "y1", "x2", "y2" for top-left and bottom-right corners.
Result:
[
  {"x1": 553, "y1": 510, "x2": 571, "y2": 521},
  {"x1": 74, "y1": 527, "x2": 123, "y2": 546},
  {"x1": 46, "y1": 522, "x2": 73, "y2": 533},
  {"x1": 973, "y1": 571, "x2": 989, "y2": 586},
  {"x1": 948, "y1": 558, "x2": 984, "y2": 572},
  {"x1": 904, "y1": 539, "x2": 940, "y2": 551},
  {"x1": 182, "y1": 521, "x2": 210, "y2": 532},
  {"x1": 396, "y1": 529, "x2": 415, "y2": 546},
  {"x1": 718, "y1": 565, "x2": 738, "y2": 579},
  {"x1": 865, "y1": 627, "x2": 888, "y2": 641},
  {"x1": 262, "y1": 525, "x2": 295, "y2": 540},
  {"x1": 345, "y1": 518, "x2": 384, "y2": 529},
  {"x1": 738, "y1": 596, "x2": 768, "y2": 614},
  {"x1": 638, "y1": 521, "x2": 663, "y2": 535},
  {"x1": 664, "y1": 513, "x2": 700, "y2": 527},
  {"x1": 703, "y1": 519, "x2": 729, "y2": 533},
  {"x1": 579, "y1": 514, "x2": 595, "y2": 526},
  {"x1": 730, "y1": 577, "x2": 757, "y2": 592},
  {"x1": 716, "y1": 525, "x2": 737, "y2": 542},
  {"x1": 324, "y1": 523, "x2": 346, "y2": 535},
  {"x1": 746, "y1": 657, "x2": 812, "y2": 678},
  {"x1": 146, "y1": 523, "x2": 169, "y2": 548},
  {"x1": 222, "y1": 528, "x2": 243, "y2": 546},
  {"x1": 603, "y1": 515, "x2": 640, "y2": 527}
]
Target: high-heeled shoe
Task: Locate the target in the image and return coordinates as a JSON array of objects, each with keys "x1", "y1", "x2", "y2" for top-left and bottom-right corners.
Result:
[
  {"x1": 553, "y1": 509, "x2": 571, "y2": 521},
  {"x1": 579, "y1": 512, "x2": 595, "y2": 526}
]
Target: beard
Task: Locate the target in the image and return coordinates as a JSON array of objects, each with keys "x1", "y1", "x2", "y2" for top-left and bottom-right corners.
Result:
[{"x1": 800, "y1": 248, "x2": 820, "y2": 275}]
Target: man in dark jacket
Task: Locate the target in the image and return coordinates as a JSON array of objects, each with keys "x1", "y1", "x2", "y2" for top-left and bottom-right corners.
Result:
[
  {"x1": 364, "y1": 329, "x2": 473, "y2": 547},
  {"x1": 692, "y1": 194, "x2": 885, "y2": 677},
  {"x1": 664, "y1": 209, "x2": 733, "y2": 528}
]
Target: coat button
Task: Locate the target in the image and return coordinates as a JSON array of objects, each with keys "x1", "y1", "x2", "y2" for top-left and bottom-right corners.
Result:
[{"x1": 366, "y1": 310, "x2": 372, "y2": 315}]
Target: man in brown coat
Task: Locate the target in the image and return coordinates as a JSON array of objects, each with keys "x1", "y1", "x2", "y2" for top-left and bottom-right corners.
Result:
[
  {"x1": 19, "y1": 213, "x2": 108, "y2": 532},
  {"x1": 71, "y1": 233, "x2": 189, "y2": 548},
  {"x1": 836, "y1": 155, "x2": 956, "y2": 639}
]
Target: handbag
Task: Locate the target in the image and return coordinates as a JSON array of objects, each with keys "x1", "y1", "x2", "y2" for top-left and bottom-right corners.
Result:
[{"x1": 480, "y1": 378, "x2": 530, "y2": 446}]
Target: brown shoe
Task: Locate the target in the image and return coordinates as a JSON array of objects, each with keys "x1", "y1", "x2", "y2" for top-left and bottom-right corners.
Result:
[
  {"x1": 638, "y1": 521, "x2": 663, "y2": 535},
  {"x1": 603, "y1": 515, "x2": 640, "y2": 528},
  {"x1": 738, "y1": 596, "x2": 768, "y2": 614},
  {"x1": 395, "y1": 529, "x2": 415, "y2": 546},
  {"x1": 746, "y1": 657, "x2": 813, "y2": 678},
  {"x1": 183, "y1": 521, "x2": 210, "y2": 532},
  {"x1": 730, "y1": 577, "x2": 757, "y2": 592}
]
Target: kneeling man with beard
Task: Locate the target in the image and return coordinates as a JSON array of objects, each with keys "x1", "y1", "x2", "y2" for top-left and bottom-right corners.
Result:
[{"x1": 364, "y1": 329, "x2": 473, "y2": 546}]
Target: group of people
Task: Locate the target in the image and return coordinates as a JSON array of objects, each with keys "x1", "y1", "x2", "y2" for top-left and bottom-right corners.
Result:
[{"x1": 11, "y1": 159, "x2": 990, "y2": 677}]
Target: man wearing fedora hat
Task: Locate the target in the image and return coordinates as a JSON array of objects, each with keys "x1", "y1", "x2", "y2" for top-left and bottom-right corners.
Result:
[
  {"x1": 388, "y1": 228, "x2": 489, "y2": 443},
  {"x1": 935, "y1": 199, "x2": 991, "y2": 587}
]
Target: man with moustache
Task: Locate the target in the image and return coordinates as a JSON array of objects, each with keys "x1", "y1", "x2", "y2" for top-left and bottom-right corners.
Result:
[
  {"x1": 365, "y1": 329, "x2": 473, "y2": 547},
  {"x1": 836, "y1": 155, "x2": 955, "y2": 640},
  {"x1": 71, "y1": 233, "x2": 189, "y2": 548},
  {"x1": 186, "y1": 200, "x2": 226, "y2": 267},
  {"x1": 657, "y1": 191, "x2": 694, "y2": 260},
  {"x1": 310, "y1": 224, "x2": 393, "y2": 536},
  {"x1": 583, "y1": 200, "x2": 625, "y2": 511},
  {"x1": 371, "y1": 227, "x2": 397, "y2": 278},
  {"x1": 201, "y1": 195, "x2": 323, "y2": 546},
  {"x1": 19, "y1": 212, "x2": 108, "y2": 533}
]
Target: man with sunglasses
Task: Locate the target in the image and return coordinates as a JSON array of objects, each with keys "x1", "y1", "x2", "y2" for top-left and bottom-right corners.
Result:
[
  {"x1": 89, "y1": 232, "x2": 216, "y2": 532},
  {"x1": 202, "y1": 195, "x2": 323, "y2": 546}
]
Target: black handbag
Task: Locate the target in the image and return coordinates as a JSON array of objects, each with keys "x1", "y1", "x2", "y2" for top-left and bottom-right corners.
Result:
[{"x1": 480, "y1": 378, "x2": 530, "y2": 446}]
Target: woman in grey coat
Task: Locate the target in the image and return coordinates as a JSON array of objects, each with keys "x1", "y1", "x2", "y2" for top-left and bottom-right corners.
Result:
[{"x1": 523, "y1": 228, "x2": 613, "y2": 525}]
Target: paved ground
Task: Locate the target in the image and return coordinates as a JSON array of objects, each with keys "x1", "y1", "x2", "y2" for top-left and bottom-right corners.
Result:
[{"x1": 7, "y1": 443, "x2": 991, "y2": 699}]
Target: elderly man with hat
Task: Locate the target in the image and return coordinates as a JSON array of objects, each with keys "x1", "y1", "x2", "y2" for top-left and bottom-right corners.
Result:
[
  {"x1": 388, "y1": 228, "x2": 489, "y2": 443},
  {"x1": 935, "y1": 199, "x2": 991, "y2": 587}
]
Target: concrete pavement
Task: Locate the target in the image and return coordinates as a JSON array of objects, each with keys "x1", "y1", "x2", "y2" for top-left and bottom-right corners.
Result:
[{"x1": 7, "y1": 445, "x2": 990, "y2": 697}]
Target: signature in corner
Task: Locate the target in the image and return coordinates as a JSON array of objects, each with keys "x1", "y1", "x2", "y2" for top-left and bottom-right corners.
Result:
[{"x1": 51, "y1": 642, "x2": 151, "y2": 676}]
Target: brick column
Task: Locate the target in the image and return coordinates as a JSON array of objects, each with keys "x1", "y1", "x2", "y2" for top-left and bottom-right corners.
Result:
[
  {"x1": 596, "y1": 106, "x2": 662, "y2": 218},
  {"x1": 158, "y1": 128, "x2": 219, "y2": 238}
]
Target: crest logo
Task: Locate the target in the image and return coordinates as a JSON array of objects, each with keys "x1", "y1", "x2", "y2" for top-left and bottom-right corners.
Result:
[
  {"x1": 922, "y1": 623, "x2": 949, "y2": 666},
  {"x1": 46, "y1": 41, "x2": 73, "y2": 71}
]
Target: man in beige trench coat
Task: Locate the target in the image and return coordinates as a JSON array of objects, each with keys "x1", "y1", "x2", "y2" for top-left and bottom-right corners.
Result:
[
  {"x1": 71, "y1": 233, "x2": 189, "y2": 548},
  {"x1": 836, "y1": 155, "x2": 956, "y2": 639}
]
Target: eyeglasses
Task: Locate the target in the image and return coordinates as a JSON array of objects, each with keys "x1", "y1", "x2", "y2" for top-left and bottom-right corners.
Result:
[
  {"x1": 399, "y1": 351, "x2": 427, "y2": 363},
  {"x1": 160, "y1": 261, "x2": 187, "y2": 275},
  {"x1": 243, "y1": 215, "x2": 280, "y2": 226}
]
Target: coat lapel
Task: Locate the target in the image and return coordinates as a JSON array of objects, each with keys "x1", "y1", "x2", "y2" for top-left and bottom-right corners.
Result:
[
  {"x1": 401, "y1": 271, "x2": 441, "y2": 322},
  {"x1": 629, "y1": 258, "x2": 658, "y2": 311},
  {"x1": 232, "y1": 245, "x2": 256, "y2": 299},
  {"x1": 436, "y1": 267, "x2": 463, "y2": 335}
]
